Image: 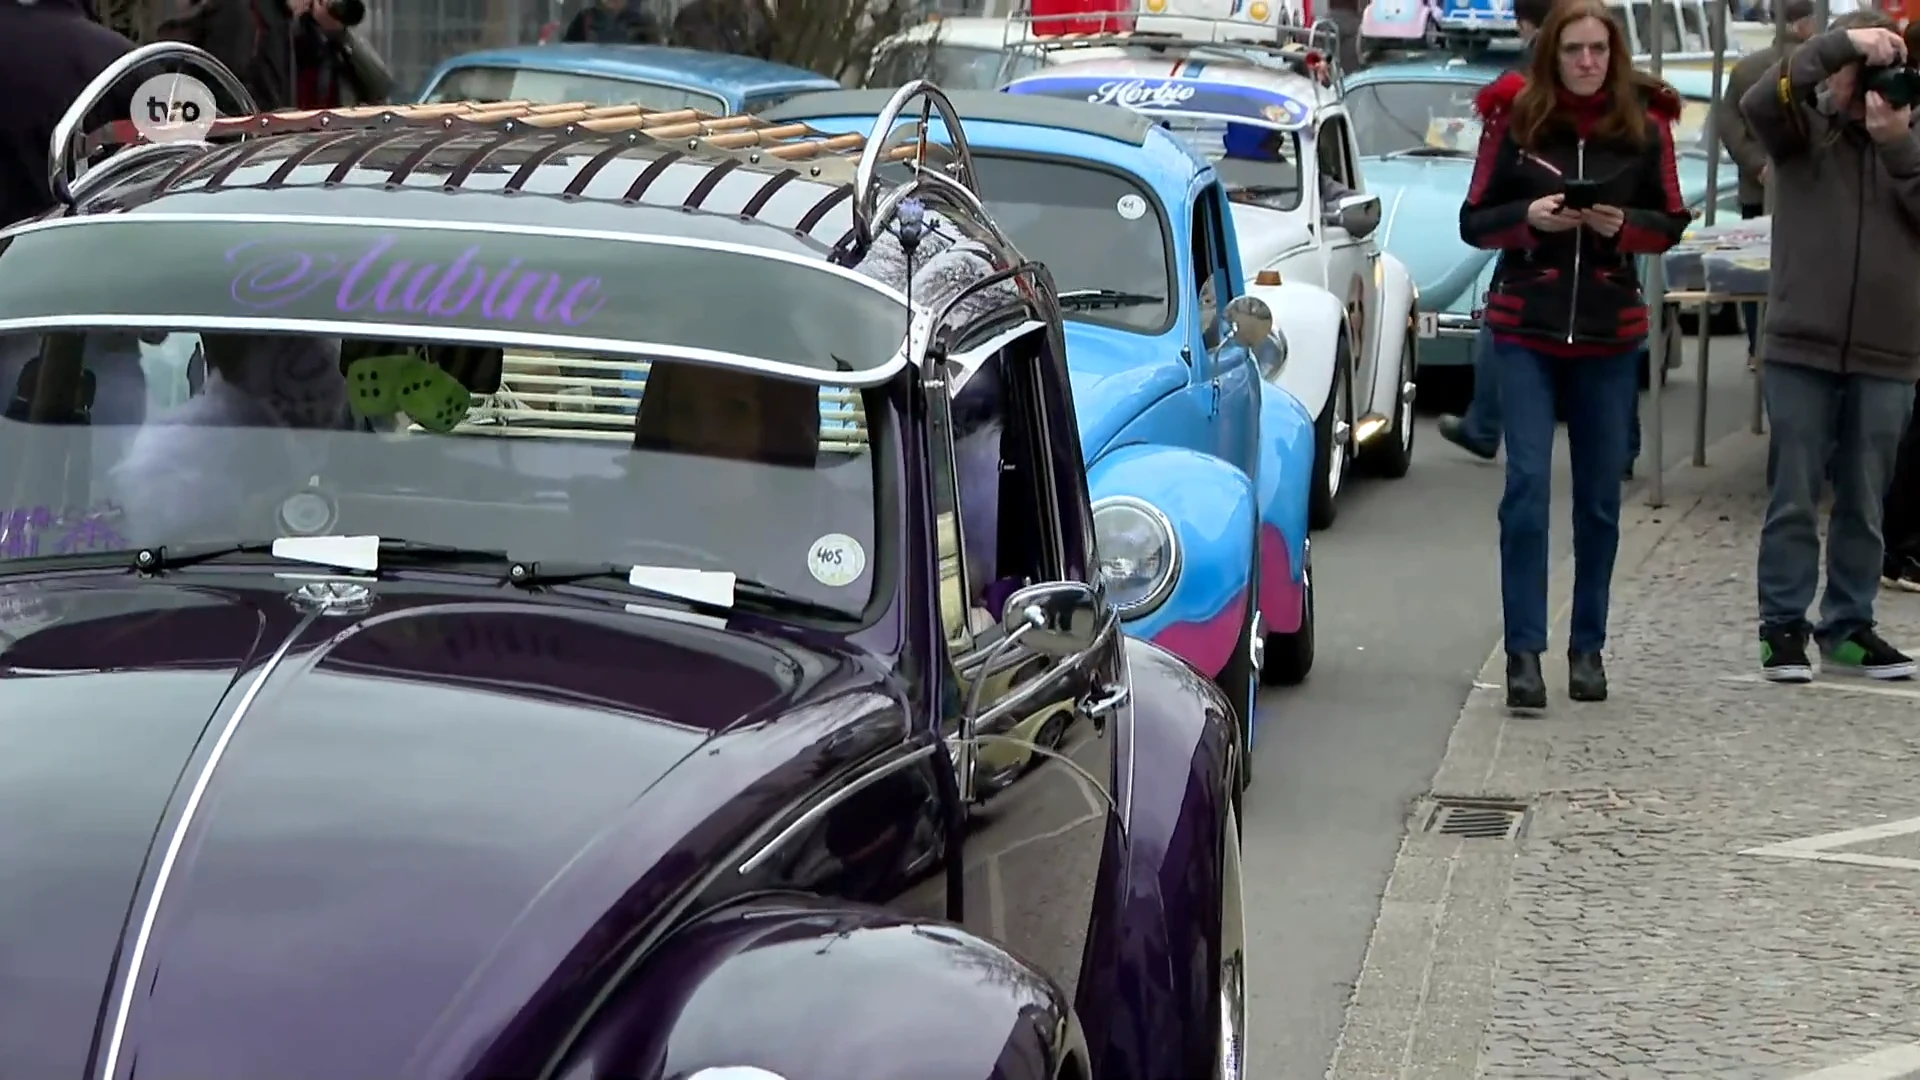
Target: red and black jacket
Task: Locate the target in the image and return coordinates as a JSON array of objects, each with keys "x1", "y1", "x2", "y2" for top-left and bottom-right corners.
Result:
[{"x1": 1459, "y1": 72, "x2": 1691, "y2": 355}]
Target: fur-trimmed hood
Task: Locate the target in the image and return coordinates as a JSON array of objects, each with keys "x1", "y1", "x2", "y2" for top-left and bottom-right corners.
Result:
[{"x1": 1473, "y1": 69, "x2": 1683, "y2": 121}]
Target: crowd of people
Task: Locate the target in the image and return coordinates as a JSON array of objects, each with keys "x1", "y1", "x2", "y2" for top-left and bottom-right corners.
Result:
[{"x1": 1445, "y1": 0, "x2": 1920, "y2": 709}]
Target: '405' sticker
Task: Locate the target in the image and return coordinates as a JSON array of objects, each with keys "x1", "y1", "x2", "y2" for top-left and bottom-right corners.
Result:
[{"x1": 0, "y1": 503, "x2": 128, "y2": 558}]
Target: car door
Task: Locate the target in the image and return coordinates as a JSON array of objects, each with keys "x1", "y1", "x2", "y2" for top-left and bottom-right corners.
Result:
[
  {"x1": 929, "y1": 314, "x2": 1122, "y2": 1007},
  {"x1": 1317, "y1": 113, "x2": 1380, "y2": 414},
  {"x1": 1188, "y1": 184, "x2": 1246, "y2": 466},
  {"x1": 1197, "y1": 181, "x2": 1259, "y2": 474}
]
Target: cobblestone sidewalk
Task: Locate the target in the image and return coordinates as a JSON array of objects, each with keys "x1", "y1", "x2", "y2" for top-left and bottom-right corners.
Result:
[{"x1": 1329, "y1": 432, "x2": 1920, "y2": 1080}]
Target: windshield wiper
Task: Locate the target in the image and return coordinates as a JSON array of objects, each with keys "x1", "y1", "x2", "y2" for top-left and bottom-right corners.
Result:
[
  {"x1": 133, "y1": 537, "x2": 505, "y2": 574},
  {"x1": 508, "y1": 561, "x2": 851, "y2": 621},
  {"x1": 1056, "y1": 289, "x2": 1164, "y2": 312}
]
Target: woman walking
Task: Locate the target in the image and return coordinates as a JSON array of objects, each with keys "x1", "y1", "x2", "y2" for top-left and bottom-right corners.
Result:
[{"x1": 1459, "y1": 0, "x2": 1690, "y2": 710}]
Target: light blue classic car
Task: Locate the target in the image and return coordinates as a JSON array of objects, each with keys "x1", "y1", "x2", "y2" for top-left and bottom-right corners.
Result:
[
  {"x1": 766, "y1": 88, "x2": 1321, "y2": 756},
  {"x1": 415, "y1": 44, "x2": 840, "y2": 114},
  {"x1": 1343, "y1": 54, "x2": 1744, "y2": 372}
]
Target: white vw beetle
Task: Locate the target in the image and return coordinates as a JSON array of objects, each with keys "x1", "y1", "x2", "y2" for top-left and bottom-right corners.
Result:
[{"x1": 1006, "y1": 20, "x2": 1419, "y2": 527}]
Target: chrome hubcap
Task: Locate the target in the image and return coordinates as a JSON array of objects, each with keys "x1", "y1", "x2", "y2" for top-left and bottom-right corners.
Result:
[
  {"x1": 1218, "y1": 807, "x2": 1248, "y2": 1080},
  {"x1": 1398, "y1": 347, "x2": 1416, "y2": 450},
  {"x1": 1327, "y1": 383, "x2": 1349, "y2": 497}
]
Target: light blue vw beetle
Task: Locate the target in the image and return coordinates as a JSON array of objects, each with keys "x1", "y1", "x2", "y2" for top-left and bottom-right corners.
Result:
[
  {"x1": 764, "y1": 88, "x2": 1320, "y2": 760},
  {"x1": 1344, "y1": 51, "x2": 1744, "y2": 376}
]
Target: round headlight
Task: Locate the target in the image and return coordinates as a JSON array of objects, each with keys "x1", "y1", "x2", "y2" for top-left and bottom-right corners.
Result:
[{"x1": 1093, "y1": 496, "x2": 1179, "y2": 616}]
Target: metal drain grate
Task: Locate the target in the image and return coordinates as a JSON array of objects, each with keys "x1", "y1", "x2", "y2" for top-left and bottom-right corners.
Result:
[{"x1": 1426, "y1": 798, "x2": 1529, "y2": 840}]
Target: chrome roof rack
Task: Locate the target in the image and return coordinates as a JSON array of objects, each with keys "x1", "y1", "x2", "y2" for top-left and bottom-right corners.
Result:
[
  {"x1": 49, "y1": 48, "x2": 1005, "y2": 269},
  {"x1": 997, "y1": 7, "x2": 1346, "y2": 87}
]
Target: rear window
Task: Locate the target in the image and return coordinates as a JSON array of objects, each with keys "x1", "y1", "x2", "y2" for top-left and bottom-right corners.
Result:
[
  {"x1": 0, "y1": 220, "x2": 910, "y2": 377},
  {"x1": 424, "y1": 67, "x2": 730, "y2": 113}
]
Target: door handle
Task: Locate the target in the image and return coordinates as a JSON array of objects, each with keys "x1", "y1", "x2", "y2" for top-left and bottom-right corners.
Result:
[{"x1": 1082, "y1": 683, "x2": 1129, "y2": 718}]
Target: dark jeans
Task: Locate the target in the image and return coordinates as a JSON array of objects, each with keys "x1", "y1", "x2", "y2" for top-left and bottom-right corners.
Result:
[
  {"x1": 1464, "y1": 321, "x2": 1643, "y2": 463},
  {"x1": 1496, "y1": 338, "x2": 1641, "y2": 654},
  {"x1": 1886, "y1": 382, "x2": 1920, "y2": 561},
  {"x1": 1757, "y1": 361, "x2": 1916, "y2": 644},
  {"x1": 1739, "y1": 202, "x2": 1765, "y2": 358}
]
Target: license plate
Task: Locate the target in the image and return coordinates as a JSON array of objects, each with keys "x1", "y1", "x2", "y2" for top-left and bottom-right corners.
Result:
[{"x1": 1416, "y1": 312, "x2": 1439, "y2": 338}]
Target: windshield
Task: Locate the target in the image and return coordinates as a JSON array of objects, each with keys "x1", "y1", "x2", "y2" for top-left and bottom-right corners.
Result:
[
  {"x1": 960, "y1": 154, "x2": 1173, "y2": 333},
  {"x1": 866, "y1": 41, "x2": 1043, "y2": 90},
  {"x1": 1346, "y1": 80, "x2": 1482, "y2": 158},
  {"x1": 0, "y1": 330, "x2": 888, "y2": 619},
  {"x1": 1162, "y1": 118, "x2": 1305, "y2": 211},
  {"x1": 424, "y1": 66, "x2": 730, "y2": 114}
]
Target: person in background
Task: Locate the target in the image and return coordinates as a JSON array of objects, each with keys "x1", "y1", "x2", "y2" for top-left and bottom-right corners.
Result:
[
  {"x1": 1460, "y1": 0, "x2": 1690, "y2": 710},
  {"x1": 1883, "y1": 389, "x2": 1920, "y2": 591},
  {"x1": 0, "y1": 0, "x2": 133, "y2": 227},
  {"x1": 672, "y1": 0, "x2": 776, "y2": 59},
  {"x1": 1741, "y1": 10, "x2": 1920, "y2": 681},
  {"x1": 1715, "y1": 0, "x2": 1816, "y2": 371},
  {"x1": 1437, "y1": 0, "x2": 1575, "y2": 462},
  {"x1": 563, "y1": 0, "x2": 664, "y2": 43},
  {"x1": 158, "y1": 0, "x2": 392, "y2": 112}
]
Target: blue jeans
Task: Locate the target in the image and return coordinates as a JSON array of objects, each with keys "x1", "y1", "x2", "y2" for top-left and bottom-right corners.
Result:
[
  {"x1": 1496, "y1": 339, "x2": 1640, "y2": 654},
  {"x1": 1465, "y1": 322, "x2": 1644, "y2": 463},
  {"x1": 1756, "y1": 361, "x2": 1916, "y2": 645}
]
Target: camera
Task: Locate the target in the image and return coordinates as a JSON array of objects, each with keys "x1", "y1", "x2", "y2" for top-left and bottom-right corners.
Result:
[
  {"x1": 322, "y1": 0, "x2": 365, "y2": 26},
  {"x1": 1864, "y1": 63, "x2": 1920, "y2": 109}
]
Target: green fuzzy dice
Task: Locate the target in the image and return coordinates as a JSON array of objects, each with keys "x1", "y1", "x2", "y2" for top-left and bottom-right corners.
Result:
[{"x1": 345, "y1": 353, "x2": 473, "y2": 434}]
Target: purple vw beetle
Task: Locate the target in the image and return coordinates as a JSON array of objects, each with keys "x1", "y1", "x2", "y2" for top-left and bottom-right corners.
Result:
[{"x1": 0, "y1": 45, "x2": 1247, "y2": 1080}]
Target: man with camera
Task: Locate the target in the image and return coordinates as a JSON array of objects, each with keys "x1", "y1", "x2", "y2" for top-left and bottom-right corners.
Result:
[
  {"x1": 158, "y1": 0, "x2": 393, "y2": 112},
  {"x1": 1740, "y1": 9, "x2": 1920, "y2": 683}
]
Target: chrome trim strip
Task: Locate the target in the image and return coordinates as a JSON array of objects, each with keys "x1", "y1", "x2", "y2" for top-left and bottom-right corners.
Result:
[
  {"x1": 97, "y1": 617, "x2": 314, "y2": 1080},
  {"x1": 738, "y1": 742, "x2": 938, "y2": 874},
  {"x1": 0, "y1": 213, "x2": 910, "y2": 307},
  {"x1": 0, "y1": 315, "x2": 907, "y2": 387}
]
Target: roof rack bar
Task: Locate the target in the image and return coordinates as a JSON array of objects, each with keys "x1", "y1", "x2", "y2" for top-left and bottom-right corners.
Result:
[
  {"x1": 266, "y1": 130, "x2": 362, "y2": 186},
  {"x1": 387, "y1": 130, "x2": 474, "y2": 187},
  {"x1": 561, "y1": 136, "x2": 639, "y2": 197},
  {"x1": 621, "y1": 149, "x2": 686, "y2": 203},
  {"x1": 794, "y1": 182, "x2": 854, "y2": 235},
  {"x1": 444, "y1": 132, "x2": 525, "y2": 187},
  {"x1": 200, "y1": 134, "x2": 287, "y2": 189},
  {"x1": 50, "y1": 43, "x2": 257, "y2": 208},
  {"x1": 739, "y1": 168, "x2": 800, "y2": 217},
  {"x1": 683, "y1": 157, "x2": 743, "y2": 210},
  {"x1": 504, "y1": 134, "x2": 599, "y2": 192}
]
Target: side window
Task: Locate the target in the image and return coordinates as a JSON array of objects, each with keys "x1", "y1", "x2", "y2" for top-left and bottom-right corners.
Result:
[
  {"x1": 1317, "y1": 116, "x2": 1357, "y2": 200},
  {"x1": 1190, "y1": 190, "x2": 1233, "y2": 350}
]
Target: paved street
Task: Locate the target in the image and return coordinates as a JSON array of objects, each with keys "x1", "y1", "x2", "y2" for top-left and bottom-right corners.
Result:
[
  {"x1": 1324, "y1": 402, "x2": 1920, "y2": 1078},
  {"x1": 1242, "y1": 331, "x2": 1763, "y2": 1080}
]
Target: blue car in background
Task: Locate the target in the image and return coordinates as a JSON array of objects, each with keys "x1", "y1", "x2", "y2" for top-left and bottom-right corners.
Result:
[
  {"x1": 1343, "y1": 53, "x2": 1743, "y2": 374},
  {"x1": 416, "y1": 44, "x2": 840, "y2": 114},
  {"x1": 766, "y1": 88, "x2": 1322, "y2": 762}
]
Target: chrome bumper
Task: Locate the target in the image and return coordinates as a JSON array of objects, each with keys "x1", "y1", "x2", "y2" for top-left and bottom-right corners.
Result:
[{"x1": 1433, "y1": 312, "x2": 1480, "y2": 340}]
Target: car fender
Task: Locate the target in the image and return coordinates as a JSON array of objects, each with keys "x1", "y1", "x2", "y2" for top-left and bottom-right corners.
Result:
[
  {"x1": 1084, "y1": 636, "x2": 1238, "y2": 1079},
  {"x1": 1088, "y1": 444, "x2": 1257, "y2": 679},
  {"x1": 1246, "y1": 278, "x2": 1346, "y2": 419},
  {"x1": 1367, "y1": 252, "x2": 1419, "y2": 416},
  {"x1": 1253, "y1": 384, "x2": 1314, "y2": 634},
  {"x1": 555, "y1": 898, "x2": 1087, "y2": 1080}
]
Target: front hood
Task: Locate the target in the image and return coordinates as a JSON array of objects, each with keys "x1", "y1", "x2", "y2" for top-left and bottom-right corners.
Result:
[
  {"x1": 1065, "y1": 320, "x2": 1188, "y2": 459},
  {"x1": 1366, "y1": 157, "x2": 1496, "y2": 312},
  {"x1": 0, "y1": 573, "x2": 900, "y2": 1080}
]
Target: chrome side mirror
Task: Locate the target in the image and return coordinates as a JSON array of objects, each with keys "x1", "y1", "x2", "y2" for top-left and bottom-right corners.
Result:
[
  {"x1": 1327, "y1": 192, "x2": 1382, "y2": 240},
  {"x1": 1224, "y1": 295, "x2": 1273, "y2": 349},
  {"x1": 999, "y1": 580, "x2": 1102, "y2": 659}
]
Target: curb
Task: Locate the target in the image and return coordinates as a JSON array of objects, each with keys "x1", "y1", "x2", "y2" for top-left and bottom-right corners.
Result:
[{"x1": 1323, "y1": 426, "x2": 1772, "y2": 1080}]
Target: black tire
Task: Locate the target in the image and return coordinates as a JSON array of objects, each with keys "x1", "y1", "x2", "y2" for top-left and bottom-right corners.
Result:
[
  {"x1": 1308, "y1": 348, "x2": 1352, "y2": 530},
  {"x1": 1363, "y1": 332, "x2": 1416, "y2": 479},
  {"x1": 1213, "y1": 554, "x2": 1260, "y2": 793},
  {"x1": 1261, "y1": 540, "x2": 1314, "y2": 686}
]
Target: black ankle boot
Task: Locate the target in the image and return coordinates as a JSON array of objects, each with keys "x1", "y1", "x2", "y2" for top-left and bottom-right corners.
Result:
[
  {"x1": 1568, "y1": 651, "x2": 1608, "y2": 702},
  {"x1": 1506, "y1": 651, "x2": 1546, "y2": 710}
]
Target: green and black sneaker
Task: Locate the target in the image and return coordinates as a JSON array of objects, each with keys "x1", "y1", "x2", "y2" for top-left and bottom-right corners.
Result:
[
  {"x1": 1759, "y1": 627, "x2": 1813, "y2": 683},
  {"x1": 1821, "y1": 628, "x2": 1916, "y2": 681}
]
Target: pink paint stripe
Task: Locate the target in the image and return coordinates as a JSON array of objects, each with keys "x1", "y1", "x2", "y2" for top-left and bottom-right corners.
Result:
[
  {"x1": 1151, "y1": 589, "x2": 1244, "y2": 678},
  {"x1": 1259, "y1": 524, "x2": 1304, "y2": 634}
]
